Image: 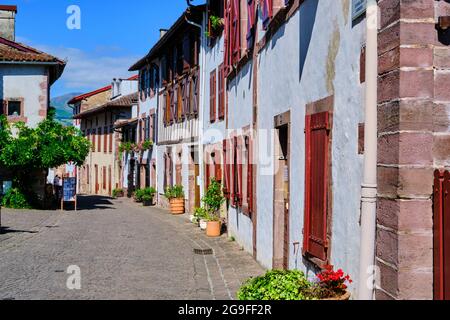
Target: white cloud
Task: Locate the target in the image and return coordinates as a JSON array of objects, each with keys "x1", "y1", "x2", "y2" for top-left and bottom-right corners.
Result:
[
  {"x1": 43, "y1": 46, "x2": 139, "y2": 89},
  {"x1": 15, "y1": 37, "x2": 140, "y2": 91}
]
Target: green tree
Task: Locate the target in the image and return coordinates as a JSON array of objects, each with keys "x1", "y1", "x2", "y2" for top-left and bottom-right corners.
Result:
[{"x1": 0, "y1": 114, "x2": 90, "y2": 206}]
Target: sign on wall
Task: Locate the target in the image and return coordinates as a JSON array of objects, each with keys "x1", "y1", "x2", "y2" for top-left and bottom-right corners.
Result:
[{"x1": 352, "y1": 0, "x2": 367, "y2": 21}]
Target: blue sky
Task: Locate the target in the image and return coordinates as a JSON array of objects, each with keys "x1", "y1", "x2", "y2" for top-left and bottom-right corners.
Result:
[{"x1": 5, "y1": 0, "x2": 198, "y2": 97}]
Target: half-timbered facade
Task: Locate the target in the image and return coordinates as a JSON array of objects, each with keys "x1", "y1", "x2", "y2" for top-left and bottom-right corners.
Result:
[{"x1": 130, "y1": 7, "x2": 204, "y2": 213}]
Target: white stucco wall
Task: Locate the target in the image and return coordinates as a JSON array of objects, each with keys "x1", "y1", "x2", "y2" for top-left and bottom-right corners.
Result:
[
  {"x1": 0, "y1": 64, "x2": 49, "y2": 128},
  {"x1": 227, "y1": 60, "x2": 255, "y2": 255},
  {"x1": 256, "y1": 0, "x2": 366, "y2": 294}
]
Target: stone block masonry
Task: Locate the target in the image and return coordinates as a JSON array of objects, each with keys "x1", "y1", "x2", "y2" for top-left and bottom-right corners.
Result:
[{"x1": 376, "y1": 0, "x2": 450, "y2": 300}]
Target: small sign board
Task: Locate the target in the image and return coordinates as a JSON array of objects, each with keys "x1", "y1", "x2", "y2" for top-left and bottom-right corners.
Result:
[
  {"x1": 62, "y1": 177, "x2": 77, "y2": 211},
  {"x1": 352, "y1": 0, "x2": 366, "y2": 21}
]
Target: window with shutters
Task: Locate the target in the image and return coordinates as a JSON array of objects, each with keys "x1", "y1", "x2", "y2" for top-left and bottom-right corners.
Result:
[
  {"x1": 210, "y1": 69, "x2": 217, "y2": 123},
  {"x1": 218, "y1": 64, "x2": 225, "y2": 120},
  {"x1": 303, "y1": 112, "x2": 331, "y2": 263},
  {"x1": 208, "y1": 0, "x2": 225, "y2": 40},
  {"x1": 86, "y1": 165, "x2": 90, "y2": 185}
]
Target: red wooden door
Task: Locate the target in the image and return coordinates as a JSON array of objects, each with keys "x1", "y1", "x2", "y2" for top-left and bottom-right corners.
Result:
[
  {"x1": 95, "y1": 165, "x2": 99, "y2": 195},
  {"x1": 303, "y1": 112, "x2": 330, "y2": 262},
  {"x1": 434, "y1": 170, "x2": 450, "y2": 300}
]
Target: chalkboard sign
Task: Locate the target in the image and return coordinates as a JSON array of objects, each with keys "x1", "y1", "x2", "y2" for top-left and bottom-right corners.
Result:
[{"x1": 62, "y1": 177, "x2": 77, "y2": 211}]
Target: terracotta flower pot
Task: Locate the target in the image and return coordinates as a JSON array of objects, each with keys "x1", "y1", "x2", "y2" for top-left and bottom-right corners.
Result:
[
  {"x1": 322, "y1": 291, "x2": 351, "y2": 301},
  {"x1": 170, "y1": 198, "x2": 185, "y2": 215},
  {"x1": 206, "y1": 221, "x2": 221, "y2": 237}
]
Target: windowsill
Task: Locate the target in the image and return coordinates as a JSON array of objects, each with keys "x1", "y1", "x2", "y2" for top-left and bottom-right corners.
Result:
[
  {"x1": 6, "y1": 115, "x2": 27, "y2": 123},
  {"x1": 303, "y1": 254, "x2": 329, "y2": 270}
]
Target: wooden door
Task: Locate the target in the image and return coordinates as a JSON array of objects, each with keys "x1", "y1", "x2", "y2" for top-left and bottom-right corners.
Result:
[{"x1": 95, "y1": 165, "x2": 99, "y2": 195}]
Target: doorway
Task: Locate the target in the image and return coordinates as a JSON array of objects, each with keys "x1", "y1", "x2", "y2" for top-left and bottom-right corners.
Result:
[{"x1": 273, "y1": 115, "x2": 290, "y2": 270}]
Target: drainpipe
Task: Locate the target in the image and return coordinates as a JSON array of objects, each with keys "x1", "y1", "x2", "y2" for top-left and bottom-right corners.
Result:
[
  {"x1": 185, "y1": 10, "x2": 207, "y2": 200},
  {"x1": 358, "y1": 0, "x2": 378, "y2": 301}
]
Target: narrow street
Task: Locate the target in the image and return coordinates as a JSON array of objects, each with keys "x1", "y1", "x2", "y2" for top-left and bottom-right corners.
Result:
[{"x1": 0, "y1": 196, "x2": 264, "y2": 300}]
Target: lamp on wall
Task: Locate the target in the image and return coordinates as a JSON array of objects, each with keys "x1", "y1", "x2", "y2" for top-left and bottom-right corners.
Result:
[{"x1": 438, "y1": 16, "x2": 450, "y2": 31}]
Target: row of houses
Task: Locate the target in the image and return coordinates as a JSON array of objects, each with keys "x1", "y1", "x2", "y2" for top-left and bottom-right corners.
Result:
[{"x1": 70, "y1": 0, "x2": 450, "y2": 300}]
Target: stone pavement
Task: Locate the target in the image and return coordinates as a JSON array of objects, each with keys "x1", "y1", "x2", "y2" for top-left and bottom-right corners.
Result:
[{"x1": 0, "y1": 196, "x2": 265, "y2": 300}]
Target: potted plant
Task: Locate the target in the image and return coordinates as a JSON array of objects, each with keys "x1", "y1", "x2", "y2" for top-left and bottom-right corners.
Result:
[
  {"x1": 141, "y1": 187, "x2": 156, "y2": 206},
  {"x1": 165, "y1": 185, "x2": 185, "y2": 215},
  {"x1": 112, "y1": 188, "x2": 124, "y2": 198},
  {"x1": 202, "y1": 178, "x2": 225, "y2": 237},
  {"x1": 194, "y1": 207, "x2": 208, "y2": 229},
  {"x1": 134, "y1": 189, "x2": 144, "y2": 203}
]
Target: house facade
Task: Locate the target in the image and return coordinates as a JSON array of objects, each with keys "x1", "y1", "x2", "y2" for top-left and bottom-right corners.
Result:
[
  {"x1": 0, "y1": 4, "x2": 66, "y2": 193},
  {"x1": 130, "y1": 7, "x2": 204, "y2": 212},
  {"x1": 70, "y1": 78, "x2": 137, "y2": 196}
]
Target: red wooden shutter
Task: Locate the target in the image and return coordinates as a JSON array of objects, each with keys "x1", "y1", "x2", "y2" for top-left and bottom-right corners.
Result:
[
  {"x1": 262, "y1": 0, "x2": 273, "y2": 30},
  {"x1": 231, "y1": 137, "x2": 237, "y2": 206},
  {"x1": 205, "y1": 151, "x2": 211, "y2": 190},
  {"x1": 104, "y1": 126, "x2": 108, "y2": 154},
  {"x1": 91, "y1": 129, "x2": 96, "y2": 151},
  {"x1": 1, "y1": 100, "x2": 6, "y2": 115},
  {"x1": 223, "y1": 140, "x2": 231, "y2": 199},
  {"x1": 210, "y1": 70, "x2": 217, "y2": 123},
  {"x1": 246, "y1": 136, "x2": 253, "y2": 214},
  {"x1": 434, "y1": 170, "x2": 450, "y2": 300},
  {"x1": 231, "y1": 0, "x2": 241, "y2": 65},
  {"x1": 247, "y1": 0, "x2": 256, "y2": 49},
  {"x1": 224, "y1": 0, "x2": 232, "y2": 73},
  {"x1": 103, "y1": 166, "x2": 107, "y2": 190},
  {"x1": 218, "y1": 64, "x2": 225, "y2": 120},
  {"x1": 303, "y1": 112, "x2": 331, "y2": 262},
  {"x1": 237, "y1": 137, "x2": 243, "y2": 207},
  {"x1": 109, "y1": 126, "x2": 113, "y2": 153}
]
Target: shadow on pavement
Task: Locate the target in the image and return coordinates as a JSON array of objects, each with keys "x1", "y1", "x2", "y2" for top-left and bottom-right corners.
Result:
[
  {"x1": 73, "y1": 195, "x2": 116, "y2": 211},
  {"x1": 0, "y1": 227, "x2": 38, "y2": 235}
]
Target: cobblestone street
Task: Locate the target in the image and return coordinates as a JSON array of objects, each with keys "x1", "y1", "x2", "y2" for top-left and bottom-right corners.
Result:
[{"x1": 0, "y1": 196, "x2": 264, "y2": 300}]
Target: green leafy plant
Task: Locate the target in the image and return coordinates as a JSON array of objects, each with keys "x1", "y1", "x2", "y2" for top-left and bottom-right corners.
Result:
[
  {"x1": 141, "y1": 140, "x2": 154, "y2": 151},
  {"x1": 202, "y1": 178, "x2": 225, "y2": 221},
  {"x1": 112, "y1": 188, "x2": 124, "y2": 198},
  {"x1": 134, "y1": 189, "x2": 144, "y2": 202},
  {"x1": 237, "y1": 270, "x2": 314, "y2": 301},
  {"x1": 194, "y1": 207, "x2": 208, "y2": 223},
  {"x1": 210, "y1": 15, "x2": 224, "y2": 31},
  {"x1": 0, "y1": 115, "x2": 90, "y2": 208},
  {"x1": 141, "y1": 187, "x2": 156, "y2": 202},
  {"x1": 119, "y1": 142, "x2": 133, "y2": 153},
  {"x1": 1, "y1": 188, "x2": 32, "y2": 209},
  {"x1": 164, "y1": 185, "x2": 184, "y2": 200}
]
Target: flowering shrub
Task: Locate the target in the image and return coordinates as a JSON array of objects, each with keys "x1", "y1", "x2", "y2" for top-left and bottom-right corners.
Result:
[
  {"x1": 311, "y1": 265, "x2": 352, "y2": 298},
  {"x1": 238, "y1": 266, "x2": 352, "y2": 300}
]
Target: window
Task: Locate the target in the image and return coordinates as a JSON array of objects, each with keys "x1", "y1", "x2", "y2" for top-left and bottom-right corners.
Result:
[
  {"x1": 210, "y1": 69, "x2": 217, "y2": 123},
  {"x1": 2, "y1": 100, "x2": 22, "y2": 116},
  {"x1": 303, "y1": 112, "x2": 331, "y2": 262},
  {"x1": 109, "y1": 126, "x2": 114, "y2": 153}
]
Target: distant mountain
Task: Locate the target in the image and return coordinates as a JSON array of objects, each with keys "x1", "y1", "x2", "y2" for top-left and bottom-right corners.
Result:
[{"x1": 50, "y1": 93, "x2": 81, "y2": 126}]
